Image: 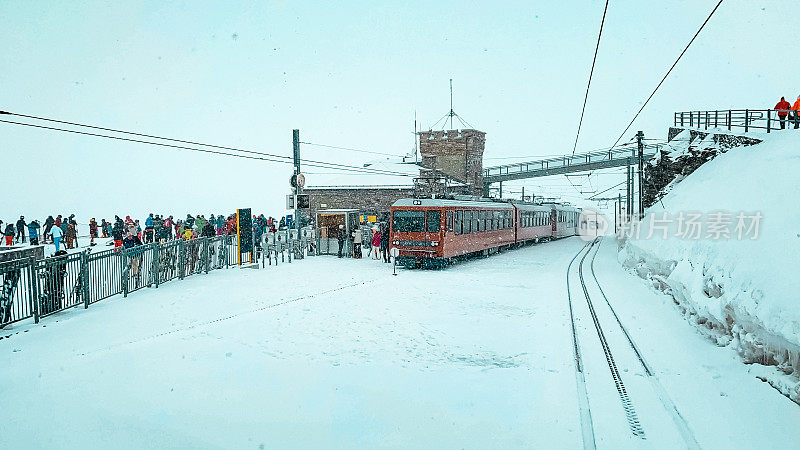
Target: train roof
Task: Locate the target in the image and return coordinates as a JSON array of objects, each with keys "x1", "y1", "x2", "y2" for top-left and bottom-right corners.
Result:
[{"x1": 392, "y1": 198, "x2": 515, "y2": 209}]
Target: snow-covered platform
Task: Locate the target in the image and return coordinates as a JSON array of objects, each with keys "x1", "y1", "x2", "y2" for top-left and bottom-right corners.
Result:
[{"x1": 1, "y1": 237, "x2": 797, "y2": 448}]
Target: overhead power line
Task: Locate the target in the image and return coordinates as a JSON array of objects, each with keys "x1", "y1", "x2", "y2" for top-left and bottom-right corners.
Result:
[
  {"x1": 300, "y1": 141, "x2": 404, "y2": 157},
  {"x1": 0, "y1": 111, "x2": 414, "y2": 177},
  {"x1": 0, "y1": 118, "x2": 413, "y2": 177},
  {"x1": 572, "y1": 0, "x2": 610, "y2": 155},
  {"x1": 609, "y1": 0, "x2": 725, "y2": 149}
]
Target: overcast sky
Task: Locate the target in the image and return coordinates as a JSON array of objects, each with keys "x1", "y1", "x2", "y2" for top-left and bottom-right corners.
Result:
[{"x1": 1, "y1": 0, "x2": 796, "y2": 222}]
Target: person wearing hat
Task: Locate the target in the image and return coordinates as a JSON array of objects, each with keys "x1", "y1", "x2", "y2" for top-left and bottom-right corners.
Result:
[
  {"x1": 15, "y1": 216, "x2": 26, "y2": 243},
  {"x1": 27, "y1": 220, "x2": 41, "y2": 246}
]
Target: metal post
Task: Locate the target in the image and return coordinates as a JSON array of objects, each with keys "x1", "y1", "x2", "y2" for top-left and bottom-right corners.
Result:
[
  {"x1": 767, "y1": 109, "x2": 771, "y2": 133},
  {"x1": 81, "y1": 251, "x2": 89, "y2": 308},
  {"x1": 745, "y1": 109, "x2": 749, "y2": 132},
  {"x1": 728, "y1": 110, "x2": 732, "y2": 130},
  {"x1": 153, "y1": 241, "x2": 160, "y2": 288},
  {"x1": 122, "y1": 252, "x2": 129, "y2": 298},
  {"x1": 637, "y1": 131, "x2": 644, "y2": 219},
  {"x1": 178, "y1": 240, "x2": 185, "y2": 279},
  {"x1": 626, "y1": 160, "x2": 632, "y2": 222},
  {"x1": 715, "y1": 110, "x2": 718, "y2": 128},
  {"x1": 499, "y1": 181, "x2": 503, "y2": 199},
  {"x1": 704, "y1": 111, "x2": 708, "y2": 130},
  {"x1": 680, "y1": 112, "x2": 684, "y2": 127},
  {"x1": 204, "y1": 239, "x2": 210, "y2": 274},
  {"x1": 29, "y1": 258, "x2": 39, "y2": 324}
]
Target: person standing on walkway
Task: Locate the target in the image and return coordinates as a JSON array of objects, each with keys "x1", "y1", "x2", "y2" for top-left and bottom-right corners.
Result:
[
  {"x1": 43, "y1": 215, "x2": 55, "y2": 243},
  {"x1": 337, "y1": 224, "x2": 346, "y2": 258},
  {"x1": 50, "y1": 222, "x2": 63, "y2": 251},
  {"x1": 380, "y1": 223, "x2": 390, "y2": 263},
  {"x1": 352, "y1": 227, "x2": 362, "y2": 259},
  {"x1": 4, "y1": 223, "x2": 15, "y2": 246},
  {"x1": 27, "y1": 220, "x2": 40, "y2": 246},
  {"x1": 89, "y1": 218, "x2": 98, "y2": 246},
  {"x1": 775, "y1": 96, "x2": 791, "y2": 129},
  {"x1": 793, "y1": 95, "x2": 800, "y2": 130},
  {"x1": 15, "y1": 216, "x2": 26, "y2": 243}
]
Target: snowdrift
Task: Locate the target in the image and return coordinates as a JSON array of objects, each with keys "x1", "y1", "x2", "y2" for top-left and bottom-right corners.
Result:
[{"x1": 618, "y1": 128, "x2": 800, "y2": 404}]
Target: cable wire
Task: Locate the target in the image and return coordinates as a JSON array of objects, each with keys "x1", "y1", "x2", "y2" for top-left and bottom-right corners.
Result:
[
  {"x1": 0, "y1": 119, "x2": 414, "y2": 177},
  {"x1": 608, "y1": 0, "x2": 724, "y2": 149},
  {"x1": 572, "y1": 0, "x2": 610, "y2": 155},
  {"x1": 300, "y1": 141, "x2": 404, "y2": 157},
  {"x1": 0, "y1": 111, "x2": 414, "y2": 177}
]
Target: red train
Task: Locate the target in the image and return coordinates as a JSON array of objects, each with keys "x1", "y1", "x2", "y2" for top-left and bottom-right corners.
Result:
[{"x1": 390, "y1": 198, "x2": 581, "y2": 268}]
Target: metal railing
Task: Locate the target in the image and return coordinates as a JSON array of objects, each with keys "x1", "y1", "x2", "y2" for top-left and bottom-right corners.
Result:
[
  {"x1": 674, "y1": 109, "x2": 799, "y2": 133},
  {"x1": 0, "y1": 233, "x2": 312, "y2": 329},
  {"x1": 483, "y1": 142, "x2": 662, "y2": 179}
]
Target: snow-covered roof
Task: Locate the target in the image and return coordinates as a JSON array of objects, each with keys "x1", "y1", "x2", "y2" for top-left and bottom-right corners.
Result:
[
  {"x1": 305, "y1": 159, "x2": 420, "y2": 190},
  {"x1": 392, "y1": 198, "x2": 515, "y2": 209}
]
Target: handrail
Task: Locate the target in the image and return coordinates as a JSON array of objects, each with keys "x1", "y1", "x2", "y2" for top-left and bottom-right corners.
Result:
[
  {"x1": 483, "y1": 142, "x2": 662, "y2": 177},
  {"x1": 673, "y1": 108, "x2": 795, "y2": 134}
]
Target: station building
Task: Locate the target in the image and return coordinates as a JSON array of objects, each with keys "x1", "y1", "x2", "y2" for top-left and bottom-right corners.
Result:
[{"x1": 303, "y1": 128, "x2": 486, "y2": 225}]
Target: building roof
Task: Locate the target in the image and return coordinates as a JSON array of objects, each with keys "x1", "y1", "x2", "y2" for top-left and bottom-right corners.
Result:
[{"x1": 305, "y1": 159, "x2": 420, "y2": 190}]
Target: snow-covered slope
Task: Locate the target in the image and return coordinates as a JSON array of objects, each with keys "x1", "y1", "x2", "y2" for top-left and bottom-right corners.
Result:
[{"x1": 618, "y1": 129, "x2": 800, "y2": 403}]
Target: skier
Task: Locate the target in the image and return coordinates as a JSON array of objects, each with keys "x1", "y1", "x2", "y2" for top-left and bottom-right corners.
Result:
[
  {"x1": 39, "y1": 250, "x2": 68, "y2": 314},
  {"x1": 54, "y1": 215, "x2": 62, "y2": 229},
  {"x1": 43, "y1": 215, "x2": 55, "y2": 244},
  {"x1": 201, "y1": 220, "x2": 216, "y2": 238},
  {"x1": 50, "y1": 222, "x2": 63, "y2": 252},
  {"x1": 89, "y1": 218, "x2": 98, "y2": 246},
  {"x1": 775, "y1": 97, "x2": 791, "y2": 130},
  {"x1": 337, "y1": 224, "x2": 347, "y2": 258},
  {"x1": 15, "y1": 216, "x2": 26, "y2": 243},
  {"x1": 370, "y1": 227, "x2": 381, "y2": 259},
  {"x1": 216, "y1": 214, "x2": 224, "y2": 235},
  {"x1": 4, "y1": 223, "x2": 15, "y2": 246},
  {"x1": 185, "y1": 214, "x2": 195, "y2": 229},
  {"x1": 27, "y1": 220, "x2": 40, "y2": 245}
]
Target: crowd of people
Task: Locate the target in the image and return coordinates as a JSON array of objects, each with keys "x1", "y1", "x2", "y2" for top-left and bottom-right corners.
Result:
[
  {"x1": 773, "y1": 95, "x2": 800, "y2": 129},
  {"x1": 337, "y1": 222, "x2": 391, "y2": 263},
  {"x1": 1, "y1": 212, "x2": 287, "y2": 253}
]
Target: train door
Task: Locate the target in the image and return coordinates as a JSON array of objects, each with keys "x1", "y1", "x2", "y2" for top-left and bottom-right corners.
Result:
[
  {"x1": 551, "y1": 209, "x2": 557, "y2": 234},
  {"x1": 425, "y1": 209, "x2": 442, "y2": 243}
]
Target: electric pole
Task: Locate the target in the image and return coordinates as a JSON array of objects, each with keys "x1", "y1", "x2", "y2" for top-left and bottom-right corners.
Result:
[
  {"x1": 626, "y1": 160, "x2": 632, "y2": 222},
  {"x1": 637, "y1": 131, "x2": 644, "y2": 219},
  {"x1": 292, "y1": 129, "x2": 302, "y2": 256}
]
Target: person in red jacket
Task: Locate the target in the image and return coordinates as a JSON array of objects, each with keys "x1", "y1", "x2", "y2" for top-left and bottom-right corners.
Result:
[
  {"x1": 792, "y1": 95, "x2": 800, "y2": 130},
  {"x1": 775, "y1": 96, "x2": 791, "y2": 129}
]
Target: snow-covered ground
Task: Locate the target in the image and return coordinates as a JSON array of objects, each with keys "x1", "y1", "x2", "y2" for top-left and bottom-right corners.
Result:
[
  {"x1": 619, "y1": 129, "x2": 800, "y2": 403},
  {"x1": 1, "y1": 237, "x2": 797, "y2": 448}
]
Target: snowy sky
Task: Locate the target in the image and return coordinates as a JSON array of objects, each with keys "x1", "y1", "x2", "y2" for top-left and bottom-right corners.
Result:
[{"x1": 1, "y1": 0, "x2": 796, "y2": 222}]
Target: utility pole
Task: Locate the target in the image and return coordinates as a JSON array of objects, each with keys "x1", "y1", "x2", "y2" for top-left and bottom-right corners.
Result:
[
  {"x1": 636, "y1": 131, "x2": 644, "y2": 219},
  {"x1": 292, "y1": 129, "x2": 301, "y2": 256},
  {"x1": 449, "y1": 78, "x2": 454, "y2": 130},
  {"x1": 617, "y1": 193, "x2": 621, "y2": 232},
  {"x1": 521, "y1": 186, "x2": 525, "y2": 201},
  {"x1": 626, "y1": 160, "x2": 632, "y2": 222},
  {"x1": 499, "y1": 181, "x2": 503, "y2": 199}
]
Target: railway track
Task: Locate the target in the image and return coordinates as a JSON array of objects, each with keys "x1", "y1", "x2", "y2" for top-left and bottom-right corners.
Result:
[{"x1": 567, "y1": 237, "x2": 700, "y2": 449}]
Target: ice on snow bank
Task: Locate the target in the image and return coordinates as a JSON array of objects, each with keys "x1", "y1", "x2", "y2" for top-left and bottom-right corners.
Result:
[{"x1": 618, "y1": 130, "x2": 800, "y2": 404}]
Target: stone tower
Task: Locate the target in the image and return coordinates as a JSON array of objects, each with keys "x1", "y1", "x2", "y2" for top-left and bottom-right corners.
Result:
[{"x1": 417, "y1": 129, "x2": 486, "y2": 196}]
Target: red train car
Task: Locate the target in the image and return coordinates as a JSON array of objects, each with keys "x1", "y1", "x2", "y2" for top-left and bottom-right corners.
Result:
[{"x1": 390, "y1": 198, "x2": 581, "y2": 268}]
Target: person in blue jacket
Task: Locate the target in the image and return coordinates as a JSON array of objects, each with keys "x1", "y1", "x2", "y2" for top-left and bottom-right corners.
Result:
[{"x1": 27, "y1": 220, "x2": 41, "y2": 246}]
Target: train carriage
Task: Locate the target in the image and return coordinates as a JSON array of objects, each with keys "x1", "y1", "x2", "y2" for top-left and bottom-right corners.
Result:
[
  {"x1": 391, "y1": 199, "x2": 515, "y2": 268},
  {"x1": 515, "y1": 203, "x2": 554, "y2": 243},
  {"x1": 551, "y1": 205, "x2": 580, "y2": 238}
]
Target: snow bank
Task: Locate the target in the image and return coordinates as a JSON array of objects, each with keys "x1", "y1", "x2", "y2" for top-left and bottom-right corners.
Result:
[{"x1": 618, "y1": 129, "x2": 800, "y2": 404}]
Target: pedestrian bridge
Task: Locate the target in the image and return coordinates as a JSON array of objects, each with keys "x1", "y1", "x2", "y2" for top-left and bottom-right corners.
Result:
[{"x1": 482, "y1": 142, "x2": 662, "y2": 188}]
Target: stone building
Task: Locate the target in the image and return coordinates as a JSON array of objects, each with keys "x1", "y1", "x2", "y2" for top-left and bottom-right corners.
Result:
[
  {"x1": 302, "y1": 128, "x2": 486, "y2": 224},
  {"x1": 418, "y1": 128, "x2": 486, "y2": 196}
]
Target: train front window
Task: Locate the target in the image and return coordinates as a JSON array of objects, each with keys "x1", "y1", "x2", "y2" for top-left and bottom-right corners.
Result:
[
  {"x1": 427, "y1": 211, "x2": 441, "y2": 233},
  {"x1": 393, "y1": 210, "x2": 424, "y2": 232}
]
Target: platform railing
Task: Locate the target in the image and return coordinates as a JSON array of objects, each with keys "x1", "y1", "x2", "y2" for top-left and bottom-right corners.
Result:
[{"x1": 674, "y1": 109, "x2": 799, "y2": 134}]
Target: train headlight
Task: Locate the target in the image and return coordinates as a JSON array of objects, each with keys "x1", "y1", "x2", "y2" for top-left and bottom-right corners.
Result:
[
  {"x1": 431, "y1": 241, "x2": 439, "y2": 246},
  {"x1": 392, "y1": 240, "x2": 399, "y2": 245}
]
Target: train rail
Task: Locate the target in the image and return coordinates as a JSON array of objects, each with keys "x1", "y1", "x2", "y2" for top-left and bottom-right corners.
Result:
[{"x1": 566, "y1": 237, "x2": 700, "y2": 448}]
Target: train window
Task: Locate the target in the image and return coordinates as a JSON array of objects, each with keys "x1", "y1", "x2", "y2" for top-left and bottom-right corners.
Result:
[
  {"x1": 477, "y1": 211, "x2": 483, "y2": 232},
  {"x1": 454, "y1": 210, "x2": 462, "y2": 235},
  {"x1": 474, "y1": 212, "x2": 480, "y2": 233},
  {"x1": 392, "y1": 210, "x2": 425, "y2": 232},
  {"x1": 446, "y1": 211, "x2": 453, "y2": 232},
  {"x1": 464, "y1": 211, "x2": 472, "y2": 234},
  {"x1": 493, "y1": 211, "x2": 499, "y2": 231},
  {"x1": 426, "y1": 210, "x2": 441, "y2": 233}
]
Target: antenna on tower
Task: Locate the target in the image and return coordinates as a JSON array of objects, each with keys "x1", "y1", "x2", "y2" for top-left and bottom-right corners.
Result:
[{"x1": 430, "y1": 78, "x2": 475, "y2": 131}]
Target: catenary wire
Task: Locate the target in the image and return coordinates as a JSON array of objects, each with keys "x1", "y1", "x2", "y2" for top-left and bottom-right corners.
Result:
[
  {"x1": 0, "y1": 110, "x2": 413, "y2": 177},
  {"x1": 0, "y1": 119, "x2": 414, "y2": 177},
  {"x1": 608, "y1": 0, "x2": 724, "y2": 149},
  {"x1": 572, "y1": 0, "x2": 610, "y2": 155}
]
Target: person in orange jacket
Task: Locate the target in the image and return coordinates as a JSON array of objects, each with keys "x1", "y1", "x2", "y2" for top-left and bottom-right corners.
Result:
[
  {"x1": 792, "y1": 95, "x2": 800, "y2": 130},
  {"x1": 775, "y1": 96, "x2": 791, "y2": 129}
]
